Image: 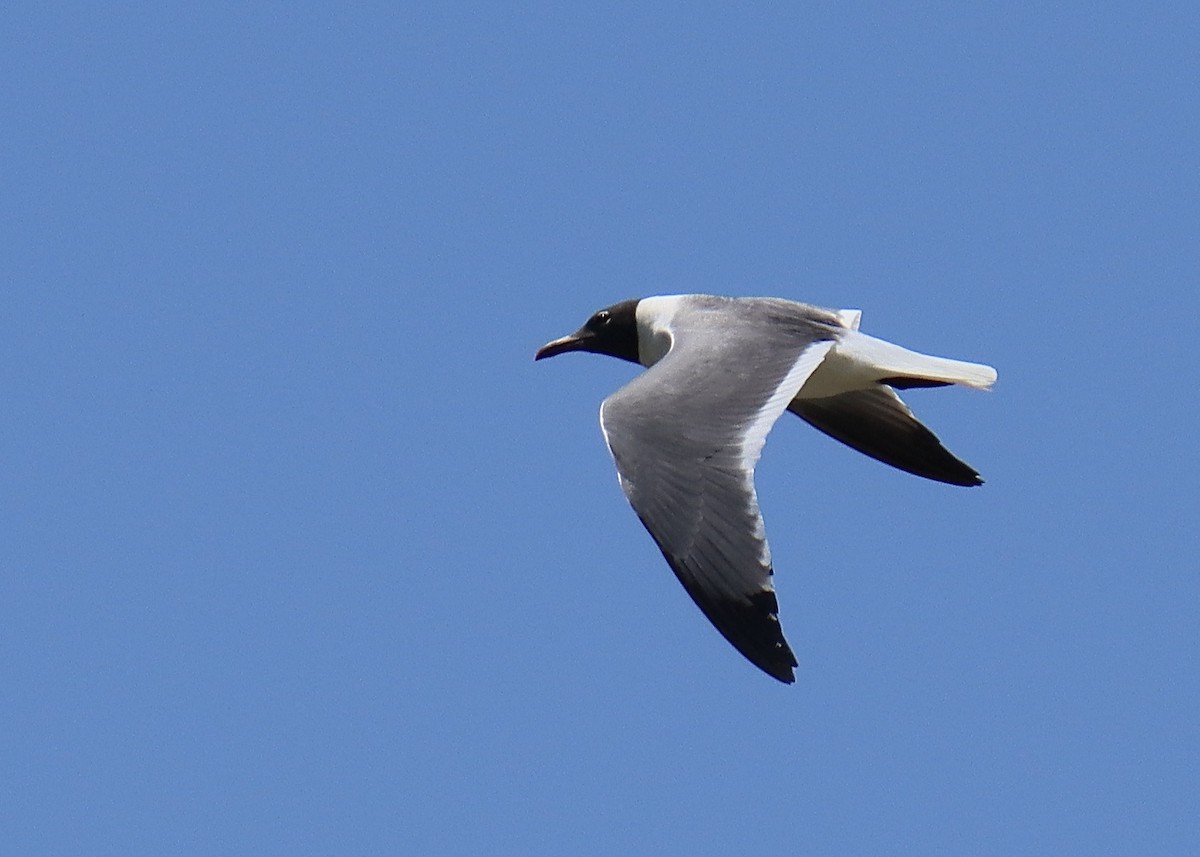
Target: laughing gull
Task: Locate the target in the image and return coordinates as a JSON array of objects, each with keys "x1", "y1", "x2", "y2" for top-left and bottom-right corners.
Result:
[{"x1": 535, "y1": 295, "x2": 996, "y2": 683}]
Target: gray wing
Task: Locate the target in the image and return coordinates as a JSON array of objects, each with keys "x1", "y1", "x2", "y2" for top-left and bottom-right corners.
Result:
[
  {"x1": 599, "y1": 303, "x2": 835, "y2": 682},
  {"x1": 789, "y1": 385, "x2": 983, "y2": 486}
]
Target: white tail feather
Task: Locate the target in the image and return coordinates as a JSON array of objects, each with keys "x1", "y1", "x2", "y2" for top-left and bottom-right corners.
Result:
[
  {"x1": 851, "y1": 333, "x2": 996, "y2": 390},
  {"x1": 800, "y1": 330, "x2": 997, "y2": 399}
]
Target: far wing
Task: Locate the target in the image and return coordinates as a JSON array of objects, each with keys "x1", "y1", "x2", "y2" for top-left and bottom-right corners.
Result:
[
  {"x1": 599, "y1": 311, "x2": 834, "y2": 682},
  {"x1": 789, "y1": 385, "x2": 983, "y2": 486}
]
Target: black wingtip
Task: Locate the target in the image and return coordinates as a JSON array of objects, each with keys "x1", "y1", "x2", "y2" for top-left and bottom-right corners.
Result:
[
  {"x1": 953, "y1": 467, "x2": 985, "y2": 487},
  {"x1": 948, "y1": 469, "x2": 985, "y2": 487},
  {"x1": 681, "y1": 585, "x2": 799, "y2": 685},
  {"x1": 633, "y1": 497, "x2": 802, "y2": 685},
  {"x1": 766, "y1": 664, "x2": 797, "y2": 684}
]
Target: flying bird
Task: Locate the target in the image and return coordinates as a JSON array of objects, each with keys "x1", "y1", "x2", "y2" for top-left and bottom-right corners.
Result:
[{"x1": 535, "y1": 295, "x2": 996, "y2": 683}]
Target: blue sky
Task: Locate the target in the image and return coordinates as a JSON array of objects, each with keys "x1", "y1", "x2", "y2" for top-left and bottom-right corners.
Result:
[{"x1": 3, "y1": 3, "x2": 1197, "y2": 854}]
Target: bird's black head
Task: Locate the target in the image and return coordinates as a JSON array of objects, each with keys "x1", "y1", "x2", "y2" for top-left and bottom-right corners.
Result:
[{"x1": 534, "y1": 299, "x2": 641, "y2": 364}]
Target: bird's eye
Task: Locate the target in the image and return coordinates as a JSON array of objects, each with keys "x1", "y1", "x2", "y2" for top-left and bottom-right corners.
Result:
[{"x1": 594, "y1": 311, "x2": 611, "y2": 326}]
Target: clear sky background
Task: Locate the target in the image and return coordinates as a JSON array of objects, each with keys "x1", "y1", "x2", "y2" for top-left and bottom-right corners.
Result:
[{"x1": 3, "y1": 4, "x2": 1197, "y2": 855}]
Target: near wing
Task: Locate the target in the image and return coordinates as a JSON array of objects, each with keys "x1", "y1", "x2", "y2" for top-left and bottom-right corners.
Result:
[{"x1": 599, "y1": 312, "x2": 834, "y2": 683}]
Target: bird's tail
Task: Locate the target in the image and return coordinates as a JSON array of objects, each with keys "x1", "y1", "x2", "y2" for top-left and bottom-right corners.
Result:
[{"x1": 848, "y1": 332, "x2": 997, "y2": 391}]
